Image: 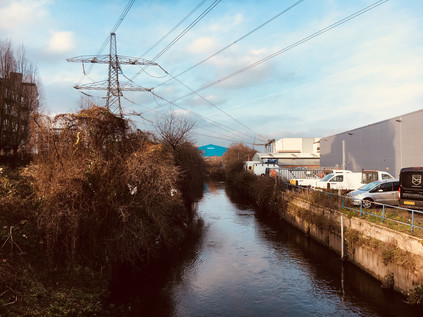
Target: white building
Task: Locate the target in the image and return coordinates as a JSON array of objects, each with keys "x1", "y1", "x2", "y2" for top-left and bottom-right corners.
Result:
[
  {"x1": 320, "y1": 109, "x2": 423, "y2": 178},
  {"x1": 253, "y1": 137, "x2": 321, "y2": 168},
  {"x1": 274, "y1": 137, "x2": 320, "y2": 154}
]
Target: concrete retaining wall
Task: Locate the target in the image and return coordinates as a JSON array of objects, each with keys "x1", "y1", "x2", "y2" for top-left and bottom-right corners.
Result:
[{"x1": 281, "y1": 192, "x2": 423, "y2": 295}]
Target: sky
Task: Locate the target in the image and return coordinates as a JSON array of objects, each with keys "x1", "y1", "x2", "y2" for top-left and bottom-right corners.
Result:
[{"x1": 1, "y1": 0, "x2": 423, "y2": 149}]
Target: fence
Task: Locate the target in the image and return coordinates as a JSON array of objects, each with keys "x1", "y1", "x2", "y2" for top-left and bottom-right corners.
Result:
[
  {"x1": 277, "y1": 167, "x2": 333, "y2": 182},
  {"x1": 281, "y1": 181, "x2": 423, "y2": 234}
]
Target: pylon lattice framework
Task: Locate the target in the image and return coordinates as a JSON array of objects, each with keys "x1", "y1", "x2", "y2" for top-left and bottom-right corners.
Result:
[{"x1": 67, "y1": 33, "x2": 159, "y2": 117}]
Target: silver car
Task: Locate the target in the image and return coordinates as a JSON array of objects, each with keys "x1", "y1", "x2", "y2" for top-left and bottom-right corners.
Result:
[{"x1": 347, "y1": 179, "x2": 399, "y2": 208}]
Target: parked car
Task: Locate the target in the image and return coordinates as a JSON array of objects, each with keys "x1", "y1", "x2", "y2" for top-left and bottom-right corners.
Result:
[{"x1": 347, "y1": 179, "x2": 399, "y2": 208}]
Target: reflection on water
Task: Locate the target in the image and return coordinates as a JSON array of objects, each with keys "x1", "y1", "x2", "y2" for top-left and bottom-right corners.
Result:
[{"x1": 110, "y1": 182, "x2": 423, "y2": 316}]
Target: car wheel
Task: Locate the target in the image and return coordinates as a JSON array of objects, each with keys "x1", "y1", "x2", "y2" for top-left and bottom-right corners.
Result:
[{"x1": 362, "y1": 198, "x2": 373, "y2": 209}]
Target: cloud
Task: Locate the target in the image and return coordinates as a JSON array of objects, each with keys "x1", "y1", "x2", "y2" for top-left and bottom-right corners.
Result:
[
  {"x1": 208, "y1": 12, "x2": 244, "y2": 33},
  {"x1": 203, "y1": 47, "x2": 275, "y2": 89},
  {"x1": 187, "y1": 36, "x2": 217, "y2": 54},
  {"x1": 0, "y1": 0, "x2": 49, "y2": 37},
  {"x1": 185, "y1": 93, "x2": 227, "y2": 108},
  {"x1": 46, "y1": 31, "x2": 76, "y2": 54}
]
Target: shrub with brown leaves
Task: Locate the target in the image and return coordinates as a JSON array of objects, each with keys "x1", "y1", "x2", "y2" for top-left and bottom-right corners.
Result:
[{"x1": 29, "y1": 106, "x2": 187, "y2": 267}]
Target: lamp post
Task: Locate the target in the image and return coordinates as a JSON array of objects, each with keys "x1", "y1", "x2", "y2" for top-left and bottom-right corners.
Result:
[{"x1": 396, "y1": 118, "x2": 402, "y2": 170}]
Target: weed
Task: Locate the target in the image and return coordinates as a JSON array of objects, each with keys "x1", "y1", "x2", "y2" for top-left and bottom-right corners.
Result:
[
  {"x1": 407, "y1": 285, "x2": 423, "y2": 306},
  {"x1": 381, "y1": 273, "x2": 394, "y2": 290},
  {"x1": 382, "y1": 246, "x2": 397, "y2": 265}
]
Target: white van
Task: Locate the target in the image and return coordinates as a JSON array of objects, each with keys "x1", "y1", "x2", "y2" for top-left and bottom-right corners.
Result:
[
  {"x1": 291, "y1": 169, "x2": 394, "y2": 191},
  {"x1": 313, "y1": 170, "x2": 362, "y2": 191}
]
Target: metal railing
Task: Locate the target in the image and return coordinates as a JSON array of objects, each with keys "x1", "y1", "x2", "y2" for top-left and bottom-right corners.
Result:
[
  {"x1": 281, "y1": 181, "x2": 423, "y2": 234},
  {"x1": 277, "y1": 167, "x2": 333, "y2": 182}
]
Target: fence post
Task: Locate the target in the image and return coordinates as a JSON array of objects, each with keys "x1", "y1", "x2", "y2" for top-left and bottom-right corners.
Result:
[
  {"x1": 381, "y1": 205, "x2": 385, "y2": 223},
  {"x1": 412, "y1": 210, "x2": 415, "y2": 233},
  {"x1": 341, "y1": 216, "x2": 344, "y2": 259},
  {"x1": 360, "y1": 201, "x2": 363, "y2": 217}
]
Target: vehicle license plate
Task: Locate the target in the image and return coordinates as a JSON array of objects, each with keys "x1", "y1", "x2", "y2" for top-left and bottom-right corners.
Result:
[{"x1": 404, "y1": 201, "x2": 415, "y2": 205}]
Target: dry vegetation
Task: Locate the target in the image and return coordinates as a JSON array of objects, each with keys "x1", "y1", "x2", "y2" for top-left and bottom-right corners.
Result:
[
  {"x1": 30, "y1": 106, "x2": 189, "y2": 267},
  {"x1": 0, "y1": 106, "x2": 206, "y2": 315},
  {"x1": 223, "y1": 143, "x2": 283, "y2": 216}
]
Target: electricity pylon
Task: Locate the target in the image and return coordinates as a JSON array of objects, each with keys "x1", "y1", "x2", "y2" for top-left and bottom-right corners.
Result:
[{"x1": 67, "y1": 32, "x2": 158, "y2": 117}]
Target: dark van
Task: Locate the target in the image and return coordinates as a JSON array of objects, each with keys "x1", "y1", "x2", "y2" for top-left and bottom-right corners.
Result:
[{"x1": 399, "y1": 167, "x2": 423, "y2": 209}]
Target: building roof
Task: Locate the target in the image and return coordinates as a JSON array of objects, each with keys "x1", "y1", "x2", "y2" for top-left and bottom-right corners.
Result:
[
  {"x1": 198, "y1": 144, "x2": 228, "y2": 157},
  {"x1": 254, "y1": 152, "x2": 320, "y2": 159}
]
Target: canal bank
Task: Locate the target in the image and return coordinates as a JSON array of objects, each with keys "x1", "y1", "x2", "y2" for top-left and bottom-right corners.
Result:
[
  {"x1": 109, "y1": 182, "x2": 423, "y2": 316},
  {"x1": 278, "y1": 190, "x2": 423, "y2": 301}
]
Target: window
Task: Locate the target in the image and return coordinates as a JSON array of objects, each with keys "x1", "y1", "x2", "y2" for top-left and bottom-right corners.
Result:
[
  {"x1": 382, "y1": 173, "x2": 393, "y2": 180},
  {"x1": 392, "y1": 182, "x2": 399, "y2": 191},
  {"x1": 332, "y1": 175, "x2": 343, "y2": 182},
  {"x1": 379, "y1": 182, "x2": 393, "y2": 192}
]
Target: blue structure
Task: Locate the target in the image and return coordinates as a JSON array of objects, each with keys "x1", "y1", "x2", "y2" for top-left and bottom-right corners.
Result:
[{"x1": 198, "y1": 144, "x2": 228, "y2": 157}]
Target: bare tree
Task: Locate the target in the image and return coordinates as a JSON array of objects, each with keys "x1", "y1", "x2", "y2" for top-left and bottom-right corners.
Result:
[{"x1": 154, "y1": 112, "x2": 195, "y2": 151}]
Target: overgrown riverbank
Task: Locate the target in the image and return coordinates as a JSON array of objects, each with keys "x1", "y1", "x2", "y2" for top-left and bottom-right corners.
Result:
[
  {"x1": 0, "y1": 107, "x2": 206, "y2": 316},
  {"x1": 226, "y1": 163, "x2": 423, "y2": 308}
]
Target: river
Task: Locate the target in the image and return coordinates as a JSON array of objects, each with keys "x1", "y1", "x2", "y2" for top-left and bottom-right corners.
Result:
[{"x1": 110, "y1": 182, "x2": 423, "y2": 316}]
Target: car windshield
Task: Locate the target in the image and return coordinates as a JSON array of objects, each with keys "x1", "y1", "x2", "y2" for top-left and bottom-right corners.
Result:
[
  {"x1": 321, "y1": 174, "x2": 334, "y2": 182},
  {"x1": 357, "y1": 181, "x2": 381, "y2": 191}
]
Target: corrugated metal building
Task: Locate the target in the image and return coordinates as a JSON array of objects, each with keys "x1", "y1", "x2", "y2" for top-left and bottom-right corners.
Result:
[{"x1": 320, "y1": 109, "x2": 423, "y2": 178}]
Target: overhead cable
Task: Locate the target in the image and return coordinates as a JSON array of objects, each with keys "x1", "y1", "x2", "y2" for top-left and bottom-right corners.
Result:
[
  {"x1": 120, "y1": 90, "x2": 259, "y2": 144},
  {"x1": 150, "y1": 91, "x2": 259, "y2": 143},
  {"x1": 77, "y1": 0, "x2": 136, "y2": 80},
  {"x1": 141, "y1": 0, "x2": 208, "y2": 57},
  {"x1": 159, "y1": 67, "x2": 269, "y2": 142},
  {"x1": 171, "y1": 0, "x2": 389, "y2": 103},
  {"x1": 195, "y1": 132, "x2": 255, "y2": 145},
  {"x1": 131, "y1": 0, "x2": 222, "y2": 80},
  {"x1": 155, "y1": 0, "x2": 305, "y2": 88}
]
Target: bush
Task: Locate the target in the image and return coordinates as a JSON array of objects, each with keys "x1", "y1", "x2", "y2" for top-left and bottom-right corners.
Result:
[
  {"x1": 173, "y1": 142, "x2": 207, "y2": 207},
  {"x1": 222, "y1": 143, "x2": 256, "y2": 181},
  {"x1": 29, "y1": 106, "x2": 188, "y2": 267}
]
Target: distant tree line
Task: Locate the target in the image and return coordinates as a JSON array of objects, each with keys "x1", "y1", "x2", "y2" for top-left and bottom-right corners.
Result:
[{"x1": 0, "y1": 40, "x2": 40, "y2": 155}]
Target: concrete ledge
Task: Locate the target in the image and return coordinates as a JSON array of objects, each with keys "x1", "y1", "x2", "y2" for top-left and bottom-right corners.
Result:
[{"x1": 281, "y1": 192, "x2": 423, "y2": 295}]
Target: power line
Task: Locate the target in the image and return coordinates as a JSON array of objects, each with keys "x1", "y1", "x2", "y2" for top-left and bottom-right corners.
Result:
[
  {"x1": 155, "y1": 0, "x2": 305, "y2": 89},
  {"x1": 117, "y1": 89, "x2": 260, "y2": 144},
  {"x1": 83, "y1": 0, "x2": 136, "y2": 77},
  {"x1": 159, "y1": 67, "x2": 268, "y2": 141},
  {"x1": 150, "y1": 91, "x2": 260, "y2": 143},
  {"x1": 141, "y1": 0, "x2": 208, "y2": 57},
  {"x1": 131, "y1": 0, "x2": 222, "y2": 81},
  {"x1": 194, "y1": 125, "x2": 252, "y2": 144},
  {"x1": 195, "y1": 132, "x2": 255, "y2": 145},
  {"x1": 170, "y1": 0, "x2": 389, "y2": 103}
]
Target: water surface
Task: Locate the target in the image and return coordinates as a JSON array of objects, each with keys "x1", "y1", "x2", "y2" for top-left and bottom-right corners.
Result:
[{"x1": 112, "y1": 182, "x2": 423, "y2": 316}]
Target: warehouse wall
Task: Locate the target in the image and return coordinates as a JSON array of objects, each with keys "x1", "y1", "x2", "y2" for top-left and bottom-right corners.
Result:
[{"x1": 320, "y1": 109, "x2": 423, "y2": 178}]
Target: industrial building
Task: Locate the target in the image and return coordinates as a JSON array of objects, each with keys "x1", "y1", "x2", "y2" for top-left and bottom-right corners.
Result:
[
  {"x1": 320, "y1": 109, "x2": 423, "y2": 178},
  {"x1": 198, "y1": 144, "x2": 228, "y2": 158},
  {"x1": 253, "y1": 137, "x2": 320, "y2": 168},
  {"x1": 274, "y1": 137, "x2": 320, "y2": 154}
]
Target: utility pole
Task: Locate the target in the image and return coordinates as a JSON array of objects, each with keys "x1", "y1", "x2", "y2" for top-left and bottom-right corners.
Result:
[{"x1": 67, "y1": 33, "x2": 159, "y2": 117}]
